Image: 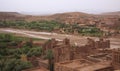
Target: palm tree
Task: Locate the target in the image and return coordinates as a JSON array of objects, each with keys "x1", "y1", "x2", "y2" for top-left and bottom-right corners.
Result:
[
  {"x1": 46, "y1": 49, "x2": 54, "y2": 71},
  {"x1": 0, "y1": 58, "x2": 32, "y2": 71}
]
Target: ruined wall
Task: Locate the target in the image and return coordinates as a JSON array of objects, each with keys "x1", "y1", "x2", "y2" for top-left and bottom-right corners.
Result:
[
  {"x1": 72, "y1": 45, "x2": 91, "y2": 59},
  {"x1": 42, "y1": 38, "x2": 58, "y2": 54},
  {"x1": 112, "y1": 49, "x2": 120, "y2": 69},
  {"x1": 95, "y1": 38, "x2": 110, "y2": 49},
  {"x1": 42, "y1": 38, "x2": 110, "y2": 63},
  {"x1": 53, "y1": 45, "x2": 71, "y2": 62},
  {"x1": 53, "y1": 38, "x2": 71, "y2": 63}
]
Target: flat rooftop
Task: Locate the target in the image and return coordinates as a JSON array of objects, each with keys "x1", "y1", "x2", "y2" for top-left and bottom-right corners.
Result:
[
  {"x1": 22, "y1": 67, "x2": 49, "y2": 71},
  {"x1": 58, "y1": 59, "x2": 93, "y2": 69},
  {"x1": 56, "y1": 59, "x2": 111, "y2": 71}
]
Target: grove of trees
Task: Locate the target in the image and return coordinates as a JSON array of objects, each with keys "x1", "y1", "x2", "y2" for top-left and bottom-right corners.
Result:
[
  {"x1": 0, "y1": 20, "x2": 103, "y2": 37},
  {"x1": 0, "y1": 33, "x2": 43, "y2": 71}
]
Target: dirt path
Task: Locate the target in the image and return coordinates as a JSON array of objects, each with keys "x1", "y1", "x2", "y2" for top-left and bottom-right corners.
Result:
[{"x1": 0, "y1": 28, "x2": 120, "y2": 48}]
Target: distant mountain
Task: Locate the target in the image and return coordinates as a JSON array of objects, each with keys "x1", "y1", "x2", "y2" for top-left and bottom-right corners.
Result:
[
  {"x1": 21, "y1": 12, "x2": 51, "y2": 16},
  {"x1": 52, "y1": 12, "x2": 90, "y2": 16},
  {"x1": 0, "y1": 12, "x2": 25, "y2": 21},
  {"x1": 50, "y1": 12, "x2": 91, "y2": 18},
  {"x1": 24, "y1": 12, "x2": 92, "y2": 21},
  {"x1": 101, "y1": 11, "x2": 120, "y2": 16},
  {"x1": 0, "y1": 12, "x2": 25, "y2": 17}
]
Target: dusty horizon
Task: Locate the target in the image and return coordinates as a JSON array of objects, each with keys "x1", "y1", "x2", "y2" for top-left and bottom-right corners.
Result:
[{"x1": 0, "y1": 0, "x2": 120, "y2": 15}]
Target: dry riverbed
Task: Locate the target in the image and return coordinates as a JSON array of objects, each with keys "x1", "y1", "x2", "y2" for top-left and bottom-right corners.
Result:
[{"x1": 0, "y1": 28, "x2": 120, "y2": 49}]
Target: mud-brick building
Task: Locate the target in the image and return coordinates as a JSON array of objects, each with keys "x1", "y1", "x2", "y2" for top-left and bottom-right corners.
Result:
[
  {"x1": 42, "y1": 38, "x2": 58, "y2": 54},
  {"x1": 42, "y1": 38, "x2": 111, "y2": 63},
  {"x1": 53, "y1": 44, "x2": 71, "y2": 62},
  {"x1": 95, "y1": 38, "x2": 110, "y2": 49},
  {"x1": 112, "y1": 48, "x2": 120, "y2": 70},
  {"x1": 53, "y1": 38, "x2": 71, "y2": 62},
  {"x1": 71, "y1": 45, "x2": 92, "y2": 59},
  {"x1": 53, "y1": 41, "x2": 93, "y2": 63}
]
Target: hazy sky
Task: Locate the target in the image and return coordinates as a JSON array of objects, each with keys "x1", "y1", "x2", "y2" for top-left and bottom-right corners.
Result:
[{"x1": 0, "y1": 0, "x2": 120, "y2": 14}]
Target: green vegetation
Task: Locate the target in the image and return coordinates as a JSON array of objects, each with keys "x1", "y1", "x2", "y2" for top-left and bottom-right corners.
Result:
[
  {"x1": 0, "y1": 58, "x2": 32, "y2": 71},
  {"x1": 61, "y1": 24, "x2": 103, "y2": 37},
  {"x1": 0, "y1": 20, "x2": 61, "y2": 32},
  {"x1": 0, "y1": 20, "x2": 103, "y2": 37},
  {"x1": 0, "y1": 33, "x2": 43, "y2": 71}
]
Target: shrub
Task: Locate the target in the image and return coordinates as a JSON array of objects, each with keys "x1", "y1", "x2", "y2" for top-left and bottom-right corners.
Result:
[{"x1": 0, "y1": 58, "x2": 32, "y2": 71}]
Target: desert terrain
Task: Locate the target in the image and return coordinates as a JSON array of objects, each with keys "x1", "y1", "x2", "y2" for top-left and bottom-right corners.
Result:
[{"x1": 0, "y1": 11, "x2": 120, "y2": 71}]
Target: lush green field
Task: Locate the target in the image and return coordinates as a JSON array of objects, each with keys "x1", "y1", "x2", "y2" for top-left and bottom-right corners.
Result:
[
  {"x1": 0, "y1": 20, "x2": 103, "y2": 37},
  {"x1": 0, "y1": 33, "x2": 43, "y2": 71}
]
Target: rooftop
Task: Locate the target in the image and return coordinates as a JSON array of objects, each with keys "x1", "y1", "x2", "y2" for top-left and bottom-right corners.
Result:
[{"x1": 56, "y1": 59, "x2": 111, "y2": 71}]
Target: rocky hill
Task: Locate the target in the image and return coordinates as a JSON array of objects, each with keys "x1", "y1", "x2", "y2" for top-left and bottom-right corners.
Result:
[
  {"x1": 50, "y1": 12, "x2": 91, "y2": 18},
  {"x1": 0, "y1": 11, "x2": 120, "y2": 31},
  {"x1": 0, "y1": 12, "x2": 25, "y2": 21},
  {"x1": 25, "y1": 12, "x2": 91, "y2": 22},
  {"x1": 101, "y1": 11, "x2": 120, "y2": 16}
]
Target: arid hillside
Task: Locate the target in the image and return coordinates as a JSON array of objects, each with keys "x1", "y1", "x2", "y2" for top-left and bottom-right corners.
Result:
[
  {"x1": 0, "y1": 12, "x2": 25, "y2": 21},
  {"x1": 0, "y1": 11, "x2": 120, "y2": 31},
  {"x1": 101, "y1": 11, "x2": 120, "y2": 16}
]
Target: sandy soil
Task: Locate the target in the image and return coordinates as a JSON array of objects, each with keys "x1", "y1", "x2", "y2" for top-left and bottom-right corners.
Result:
[{"x1": 0, "y1": 28, "x2": 120, "y2": 49}]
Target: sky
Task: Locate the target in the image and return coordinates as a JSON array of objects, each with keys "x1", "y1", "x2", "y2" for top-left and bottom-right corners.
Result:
[{"x1": 0, "y1": 0, "x2": 120, "y2": 14}]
